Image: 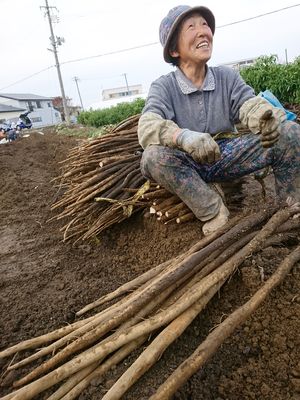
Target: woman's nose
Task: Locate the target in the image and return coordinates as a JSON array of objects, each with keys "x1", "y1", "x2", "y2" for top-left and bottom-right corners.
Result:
[{"x1": 195, "y1": 28, "x2": 204, "y2": 38}]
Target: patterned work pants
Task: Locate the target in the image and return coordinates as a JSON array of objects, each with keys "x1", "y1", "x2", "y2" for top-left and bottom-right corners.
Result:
[{"x1": 141, "y1": 121, "x2": 300, "y2": 221}]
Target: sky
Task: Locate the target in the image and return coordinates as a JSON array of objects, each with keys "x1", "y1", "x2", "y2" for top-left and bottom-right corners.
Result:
[{"x1": 1, "y1": 0, "x2": 299, "y2": 109}]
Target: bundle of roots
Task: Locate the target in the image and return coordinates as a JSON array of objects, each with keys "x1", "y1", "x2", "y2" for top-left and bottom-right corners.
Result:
[{"x1": 1, "y1": 206, "x2": 300, "y2": 399}]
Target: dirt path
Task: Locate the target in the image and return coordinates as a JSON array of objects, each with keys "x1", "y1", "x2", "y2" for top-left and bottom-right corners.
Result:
[{"x1": 0, "y1": 130, "x2": 299, "y2": 399}]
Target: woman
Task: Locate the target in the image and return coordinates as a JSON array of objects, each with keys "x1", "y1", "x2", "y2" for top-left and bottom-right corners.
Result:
[{"x1": 138, "y1": 5, "x2": 300, "y2": 235}]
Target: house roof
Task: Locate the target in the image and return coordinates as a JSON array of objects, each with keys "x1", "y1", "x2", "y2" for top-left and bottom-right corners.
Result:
[
  {"x1": 0, "y1": 104, "x2": 26, "y2": 113},
  {"x1": 0, "y1": 93, "x2": 54, "y2": 101}
]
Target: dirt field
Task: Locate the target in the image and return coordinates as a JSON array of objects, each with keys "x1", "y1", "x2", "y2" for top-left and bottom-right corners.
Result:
[{"x1": 0, "y1": 129, "x2": 299, "y2": 400}]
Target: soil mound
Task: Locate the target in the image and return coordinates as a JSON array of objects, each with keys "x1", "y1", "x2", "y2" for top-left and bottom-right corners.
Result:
[{"x1": 0, "y1": 130, "x2": 299, "y2": 399}]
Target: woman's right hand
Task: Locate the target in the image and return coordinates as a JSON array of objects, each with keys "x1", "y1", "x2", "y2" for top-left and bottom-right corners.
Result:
[{"x1": 176, "y1": 129, "x2": 221, "y2": 164}]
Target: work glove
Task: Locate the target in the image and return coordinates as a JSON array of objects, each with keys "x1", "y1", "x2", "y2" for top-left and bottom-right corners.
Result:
[
  {"x1": 239, "y1": 96, "x2": 286, "y2": 147},
  {"x1": 176, "y1": 129, "x2": 221, "y2": 164},
  {"x1": 138, "y1": 112, "x2": 182, "y2": 149},
  {"x1": 259, "y1": 109, "x2": 281, "y2": 148}
]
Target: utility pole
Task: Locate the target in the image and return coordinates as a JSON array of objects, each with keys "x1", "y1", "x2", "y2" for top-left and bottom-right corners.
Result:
[
  {"x1": 41, "y1": 0, "x2": 70, "y2": 124},
  {"x1": 73, "y1": 76, "x2": 84, "y2": 110},
  {"x1": 123, "y1": 73, "x2": 130, "y2": 95},
  {"x1": 285, "y1": 48, "x2": 288, "y2": 64}
]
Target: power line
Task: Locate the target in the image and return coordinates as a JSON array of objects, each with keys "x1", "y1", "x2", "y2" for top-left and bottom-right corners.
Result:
[
  {"x1": 78, "y1": 73, "x2": 126, "y2": 81},
  {"x1": 59, "y1": 3, "x2": 300, "y2": 67},
  {"x1": 1, "y1": 3, "x2": 299, "y2": 91},
  {"x1": 60, "y1": 42, "x2": 158, "y2": 66},
  {"x1": 0, "y1": 66, "x2": 54, "y2": 91},
  {"x1": 217, "y1": 3, "x2": 300, "y2": 28}
]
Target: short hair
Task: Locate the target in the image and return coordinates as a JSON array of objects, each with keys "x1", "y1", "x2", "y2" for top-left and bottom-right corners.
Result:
[{"x1": 167, "y1": 25, "x2": 180, "y2": 67}]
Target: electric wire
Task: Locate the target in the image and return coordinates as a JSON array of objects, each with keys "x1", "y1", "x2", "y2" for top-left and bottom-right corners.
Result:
[
  {"x1": 0, "y1": 66, "x2": 54, "y2": 91},
  {"x1": 1, "y1": 3, "x2": 299, "y2": 91}
]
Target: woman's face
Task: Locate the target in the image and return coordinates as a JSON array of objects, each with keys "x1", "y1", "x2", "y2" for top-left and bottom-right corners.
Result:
[{"x1": 170, "y1": 13, "x2": 213, "y2": 67}]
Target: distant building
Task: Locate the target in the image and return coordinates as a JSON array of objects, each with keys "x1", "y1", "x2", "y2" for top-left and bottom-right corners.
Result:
[
  {"x1": 220, "y1": 57, "x2": 259, "y2": 71},
  {"x1": 102, "y1": 84, "x2": 143, "y2": 101},
  {"x1": 89, "y1": 92, "x2": 147, "y2": 111},
  {"x1": 0, "y1": 93, "x2": 62, "y2": 128},
  {"x1": 89, "y1": 84, "x2": 147, "y2": 110}
]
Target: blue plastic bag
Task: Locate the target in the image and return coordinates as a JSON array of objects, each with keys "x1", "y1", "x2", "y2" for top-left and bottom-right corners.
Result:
[{"x1": 259, "y1": 90, "x2": 296, "y2": 121}]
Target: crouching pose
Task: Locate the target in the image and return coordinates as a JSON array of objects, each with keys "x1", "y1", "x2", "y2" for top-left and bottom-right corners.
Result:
[{"x1": 138, "y1": 5, "x2": 300, "y2": 235}]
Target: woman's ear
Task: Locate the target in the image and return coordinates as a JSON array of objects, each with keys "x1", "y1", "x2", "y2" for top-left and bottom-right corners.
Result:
[{"x1": 169, "y1": 49, "x2": 179, "y2": 59}]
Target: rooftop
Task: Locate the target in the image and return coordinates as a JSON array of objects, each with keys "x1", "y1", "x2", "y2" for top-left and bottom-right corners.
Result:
[
  {"x1": 0, "y1": 93, "x2": 54, "y2": 101},
  {"x1": 0, "y1": 104, "x2": 26, "y2": 113}
]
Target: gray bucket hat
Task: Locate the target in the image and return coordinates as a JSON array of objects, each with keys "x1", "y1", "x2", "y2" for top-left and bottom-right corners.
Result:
[{"x1": 159, "y1": 5, "x2": 215, "y2": 63}]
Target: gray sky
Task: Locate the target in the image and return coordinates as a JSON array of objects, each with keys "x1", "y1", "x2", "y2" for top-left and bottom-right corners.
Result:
[{"x1": 1, "y1": 0, "x2": 299, "y2": 108}]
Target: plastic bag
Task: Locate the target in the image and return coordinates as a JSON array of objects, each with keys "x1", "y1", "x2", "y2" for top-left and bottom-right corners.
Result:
[{"x1": 259, "y1": 90, "x2": 296, "y2": 121}]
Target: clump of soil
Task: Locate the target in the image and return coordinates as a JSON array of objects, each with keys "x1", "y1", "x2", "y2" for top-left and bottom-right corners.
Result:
[{"x1": 0, "y1": 130, "x2": 299, "y2": 400}]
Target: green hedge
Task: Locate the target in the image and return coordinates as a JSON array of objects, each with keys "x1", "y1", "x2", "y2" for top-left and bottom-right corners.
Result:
[
  {"x1": 78, "y1": 98, "x2": 145, "y2": 127},
  {"x1": 240, "y1": 55, "x2": 300, "y2": 103}
]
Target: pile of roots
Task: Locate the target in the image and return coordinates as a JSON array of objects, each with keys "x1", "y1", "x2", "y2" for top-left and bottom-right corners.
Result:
[
  {"x1": 1, "y1": 206, "x2": 300, "y2": 399},
  {"x1": 51, "y1": 114, "x2": 198, "y2": 242},
  {"x1": 50, "y1": 114, "x2": 249, "y2": 243}
]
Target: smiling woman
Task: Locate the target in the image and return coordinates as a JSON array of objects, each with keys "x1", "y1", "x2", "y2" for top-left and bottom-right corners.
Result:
[{"x1": 137, "y1": 4, "x2": 300, "y2": 237}]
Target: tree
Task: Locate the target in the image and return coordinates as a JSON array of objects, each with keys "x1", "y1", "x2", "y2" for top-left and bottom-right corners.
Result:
[{"x1": 52, "y1": 96, "x2": 73, "y2": 121}]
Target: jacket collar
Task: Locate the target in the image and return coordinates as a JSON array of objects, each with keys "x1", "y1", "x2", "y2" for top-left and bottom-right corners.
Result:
[{"x1": 175, "y1": 67, "x2": 215, "y2": 94}]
